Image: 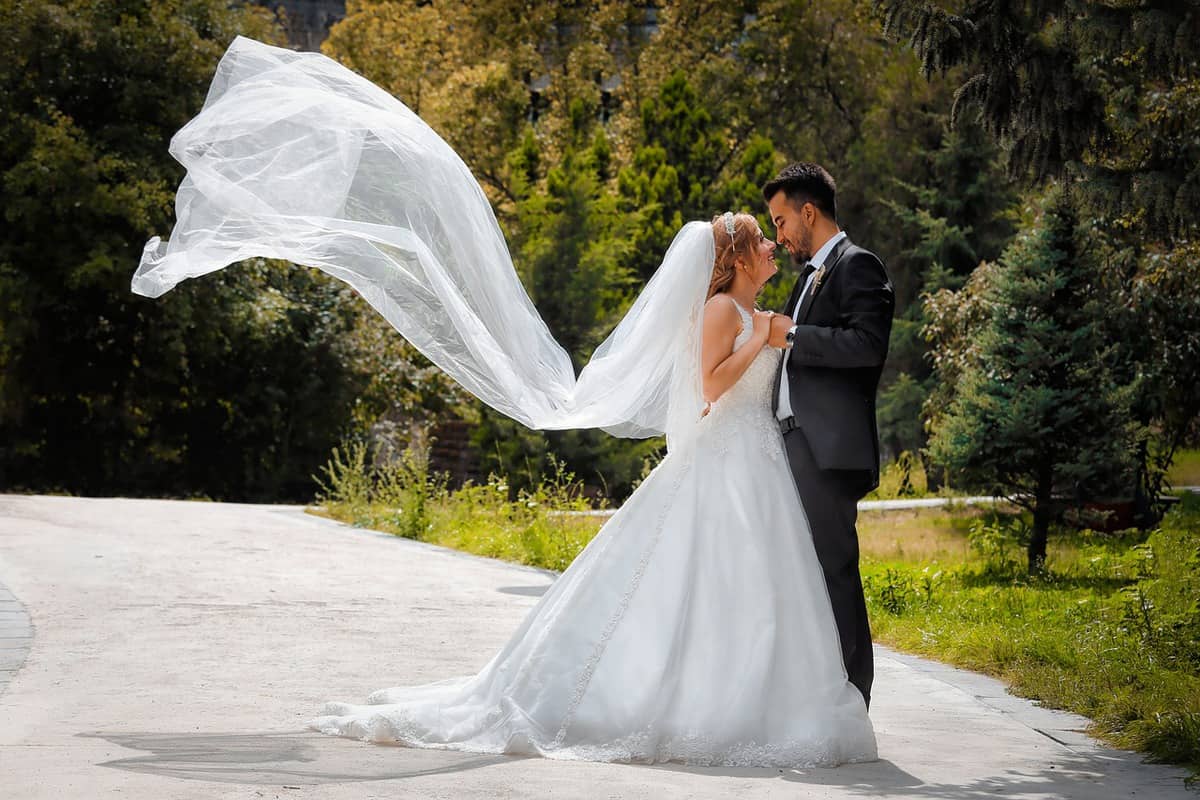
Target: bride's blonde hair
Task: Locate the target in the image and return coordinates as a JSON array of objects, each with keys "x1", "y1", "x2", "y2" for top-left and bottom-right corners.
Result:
[{"x1": 708, "y1": 212, "x2": 758, "y2": 300}]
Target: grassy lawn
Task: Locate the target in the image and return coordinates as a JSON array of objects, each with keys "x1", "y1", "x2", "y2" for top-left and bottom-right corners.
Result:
[
  {"x1": 859, "y1": 501, "x2": 1199, "y2": 776},
  {"x1": 314, "y1": 443, "x2": 1200, "y2": 777}
]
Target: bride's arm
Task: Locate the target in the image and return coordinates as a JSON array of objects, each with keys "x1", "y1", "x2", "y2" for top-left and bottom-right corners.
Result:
[{"x1": 701, "y1": 297, "x2": 769, "y2": 403}]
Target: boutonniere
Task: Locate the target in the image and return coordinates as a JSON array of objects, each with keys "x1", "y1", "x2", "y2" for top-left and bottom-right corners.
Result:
[{"x1": 810, "y1": 264, "x2": 827, "y2": 295}]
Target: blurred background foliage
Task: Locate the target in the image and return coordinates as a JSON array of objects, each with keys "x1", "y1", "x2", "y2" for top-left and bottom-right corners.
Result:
[{"x1": 1, "y1": 0, "x2": 1196, "y2": 515}]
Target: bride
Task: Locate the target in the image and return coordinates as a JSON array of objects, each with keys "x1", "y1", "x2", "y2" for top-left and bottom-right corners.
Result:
[{"x1": 132, "y1": 37, "x2": 877, "y2": 767}]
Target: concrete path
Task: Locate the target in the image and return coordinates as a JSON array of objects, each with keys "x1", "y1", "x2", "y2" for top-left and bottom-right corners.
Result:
[
  {"x1": 0, "y1": 495, "x2": 1192, "y2": 800},
  {"x1": 0, "y1": 576, "x2": 32, "y2": 696}
]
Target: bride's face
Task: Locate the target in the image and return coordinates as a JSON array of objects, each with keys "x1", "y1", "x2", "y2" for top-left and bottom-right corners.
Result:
[{"x1": 743, "y1": 227, "x2": 778, "y2": 288}]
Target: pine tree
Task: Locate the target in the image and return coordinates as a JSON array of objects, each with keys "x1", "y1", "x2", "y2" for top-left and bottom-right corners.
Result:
[
  {"x1": 873, "y1": 0, "x2": 1199, "y2": 241},
  {"x1": 615, "y1": 72, "x2": 782, "y2": 285},
  {"x1": 877, "y1": 0, "x2": 1200, "y2": 503},
  {"x1": 874, "y1": 118, "x2": 1016, "y2": 465},
  {"x1": 468, "y1": 112, "x2": 652, "y2": 501},
  {"x1": 616, "y1": 73, "x2": 721, "y2": 282},
  {"x1": 512, "y1": 112, "x2": 636, "y2": 365},
  {"x1": 927, "y1": 191, "x2": 1133, "y2": 571}
]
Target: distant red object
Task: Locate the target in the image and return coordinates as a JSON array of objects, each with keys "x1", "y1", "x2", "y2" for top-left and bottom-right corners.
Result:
[{"x1": 1077, "y1": 501, "x2": 1136, "y2": 532}]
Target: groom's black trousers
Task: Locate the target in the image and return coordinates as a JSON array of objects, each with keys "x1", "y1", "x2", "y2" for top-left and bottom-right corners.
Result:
[{"x1": 782, "y1": 429, "x2": 874, "y2": 709}]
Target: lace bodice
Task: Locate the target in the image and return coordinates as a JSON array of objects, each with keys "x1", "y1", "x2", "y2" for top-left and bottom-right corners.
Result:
[{"x1": 701, "y1": 298, "x2": 785, "y2": 461}]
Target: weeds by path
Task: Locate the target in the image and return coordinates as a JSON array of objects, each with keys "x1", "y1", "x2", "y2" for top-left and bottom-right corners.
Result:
[{"x1": 863, "y1": 498, "x2": 1200, "y2": 779}]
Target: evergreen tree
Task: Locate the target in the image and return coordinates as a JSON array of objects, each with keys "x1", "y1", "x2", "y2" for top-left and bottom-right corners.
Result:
[
  {"x1": 876, "y1": 119, "x2": 1016, "y2": 466},
  {"x1": 514, "y1": 115, "x2": 635, "y2": 364},
  {"x1": 616, "y1": 73, "x2": 781, "y2": 280},
  {"x1": 470, "y1": 108, "x2": 653, "y2": 500},
  {"x1": 875, "y1": 0, "x2": 1200, "y2": 505},
  {"x1": 874, "y1": 0, "x2": 1200, "y2": 234},
  {"x1": 927, "y1": 191, "x2": 1133, "y2": 571},
  {"x1": 616, "y1": 73, "x2": 722, "y2": 283}
]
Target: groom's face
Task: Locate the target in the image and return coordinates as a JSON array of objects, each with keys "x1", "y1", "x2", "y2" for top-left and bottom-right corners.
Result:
[{"x1": 767, "y1": 192, "x2": 815, "y2": 262}]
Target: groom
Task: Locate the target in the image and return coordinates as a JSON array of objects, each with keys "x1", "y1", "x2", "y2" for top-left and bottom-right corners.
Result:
[{"x1": 764, "y1": 163, "x2": 894, "y2": 710}]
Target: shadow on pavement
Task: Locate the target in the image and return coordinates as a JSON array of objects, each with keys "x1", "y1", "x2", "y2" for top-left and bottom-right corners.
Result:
[
  {"x1": 651, "y1": 750, "x2": 1185, "y2": 800},
  {"x1": 496, "y1": 585, "x2": 551, "y2": 597},
  {"x1": 74, "y1": 731, "x2": 1194, "y2": 797},
  {"x1": 79, "y1": 731, "x2": 514, "y2": 785},
  {"x1": 646, "y1": 757, "x2": 921, "y2": 786}
]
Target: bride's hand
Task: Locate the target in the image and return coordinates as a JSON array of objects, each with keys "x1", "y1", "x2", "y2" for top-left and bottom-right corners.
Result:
[{"x1": 752, "y1": 310, "x2": 774, "y2": 343}]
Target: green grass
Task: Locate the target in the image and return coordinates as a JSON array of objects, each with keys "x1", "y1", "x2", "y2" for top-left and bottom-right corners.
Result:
[
  {"x1": 311, "y1": 439, "x2": 606, "y2": 573},
  {"x1": 862, "y1": 500, "x2": 1200, "y2": 777},
  {"x1": 313, "y1": 440, "x2": 1200, "y2": 779}
]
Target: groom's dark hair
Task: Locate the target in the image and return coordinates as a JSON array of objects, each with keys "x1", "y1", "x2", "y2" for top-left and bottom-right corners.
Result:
[{"x1": 762, "y1": 162, "x2": 837, "y2": 222}]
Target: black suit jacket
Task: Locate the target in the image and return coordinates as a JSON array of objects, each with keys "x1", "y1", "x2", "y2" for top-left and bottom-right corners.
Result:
[{"x1": 775, "y1": 236, "x2": 895, "y2": 485}]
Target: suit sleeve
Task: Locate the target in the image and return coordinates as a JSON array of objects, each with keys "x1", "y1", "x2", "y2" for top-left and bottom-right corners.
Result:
[{"x1": 788, "y1": 251, "x2": 894, "y2": 369}]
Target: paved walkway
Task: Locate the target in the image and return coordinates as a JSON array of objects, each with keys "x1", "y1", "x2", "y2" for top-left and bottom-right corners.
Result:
[
  {"x1": 0, "y1": 576, "x2": 32, "y2": 696},
  {"x1": 0, "y1": 495, "x2": 1193, "y2": 799}
]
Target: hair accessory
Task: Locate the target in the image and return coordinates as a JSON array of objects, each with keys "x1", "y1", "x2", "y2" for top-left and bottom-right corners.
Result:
[{"x1": 723, "y1": 211, "x2": 736, "y2": 240}]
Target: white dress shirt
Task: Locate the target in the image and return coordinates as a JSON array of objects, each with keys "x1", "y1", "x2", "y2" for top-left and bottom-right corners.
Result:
[{"x1": 776, "y1": 230, "x2": 847, "y2": 421}]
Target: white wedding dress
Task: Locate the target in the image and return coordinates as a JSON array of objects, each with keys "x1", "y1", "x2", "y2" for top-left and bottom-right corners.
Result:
[
  {"x1": 126, "y1": 37, "x2": 876, "y2": 768},
  {"x1": 309, "y1": 301, "x2": 877, "y2": 767}
]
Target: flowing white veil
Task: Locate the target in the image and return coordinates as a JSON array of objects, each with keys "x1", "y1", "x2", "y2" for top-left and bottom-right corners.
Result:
[{"x1": 133, "y1": 37, "x2": 713, "y2": 449}]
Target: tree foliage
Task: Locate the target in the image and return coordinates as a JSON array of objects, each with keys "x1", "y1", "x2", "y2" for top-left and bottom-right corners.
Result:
[
  {"x1": 927, "y1": 191, "x2": 1135, "y2": 570},
  {"x1": 878, "y1": 0, "x2": 1200, "y2": 507},
  {"x1": 877, "y1": 118, "x2": 1016, "y2": 464},
  {"x1": 19, "y1": 0, "x2": 1187, "y2": 511},
  {"x1": 0, "y1": 0, "x2": 1027, "y2": 502},
  {"x1": 0, "y1": 1, "x2": 379, "y2": 500},
  {"x1": 874, "y1": 0, "x2": 1200, "y2": 236}
]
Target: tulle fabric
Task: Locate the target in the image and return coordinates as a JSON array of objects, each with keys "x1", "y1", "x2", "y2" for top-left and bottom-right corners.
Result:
[
  {"x1": 132, "y1": 36, "x2": 706, "y2": 445},
  {"x1": 310, "y1": 308, "x2": 877, "y2": 767}
]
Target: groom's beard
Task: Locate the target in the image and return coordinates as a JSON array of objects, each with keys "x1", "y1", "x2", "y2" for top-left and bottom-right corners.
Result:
[{"x1": 795, "y1": 228, "x2": 814, "y2": 262}]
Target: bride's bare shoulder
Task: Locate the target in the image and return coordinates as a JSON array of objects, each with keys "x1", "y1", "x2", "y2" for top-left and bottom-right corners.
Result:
[{"x1": 703, "y1": 294, "x2": 742, "y2": 334}]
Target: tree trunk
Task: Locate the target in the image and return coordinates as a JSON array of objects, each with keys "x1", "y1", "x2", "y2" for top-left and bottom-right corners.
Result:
[
  {"x1": 1131, "y1": 438, "x2": 1154, "y2": 528},
  {"x1": 1028, "y1": 466, "x2": 1053, "y2": 574},
  {"x1": 921, "y1": 451, "x2": 945, "y2": 493}
]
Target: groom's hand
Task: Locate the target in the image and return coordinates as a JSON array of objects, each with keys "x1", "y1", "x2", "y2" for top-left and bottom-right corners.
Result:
[{"x1": 767, "y1": 314, "x2": 792, "y2": 348}]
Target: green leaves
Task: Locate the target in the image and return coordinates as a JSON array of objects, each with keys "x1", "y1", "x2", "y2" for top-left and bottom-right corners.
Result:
[
  {"x1": 873, "y1": 0, "x2": 1200, "y2": 241},
  {"x1": 866, "y1": 498, "x2": 1200, "y2": 775},
  {"x1": 0, "y1": 1, "x2": 365, "y2": 500},
  {"x1": 927, "y1": 190, "x2": 1137, "y2": 567}
]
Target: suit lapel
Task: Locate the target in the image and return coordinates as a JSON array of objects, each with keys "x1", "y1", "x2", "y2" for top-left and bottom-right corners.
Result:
[{"x1": 797, "y1": 236, "x2": 852, "y2": 323}]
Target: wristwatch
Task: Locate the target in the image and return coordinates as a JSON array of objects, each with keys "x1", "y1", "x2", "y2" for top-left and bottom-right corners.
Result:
[{"x1": 785, "y1": 324, "x2": 798, "y2": 346}]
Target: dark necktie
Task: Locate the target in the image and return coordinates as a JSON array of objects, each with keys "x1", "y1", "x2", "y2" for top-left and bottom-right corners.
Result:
[
  {"x1": 787, "y1": 262, "x2": 817, "y2": 317},
  {"x1": 801, "y1": 260, "x2": 817, "y2": 286}
]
